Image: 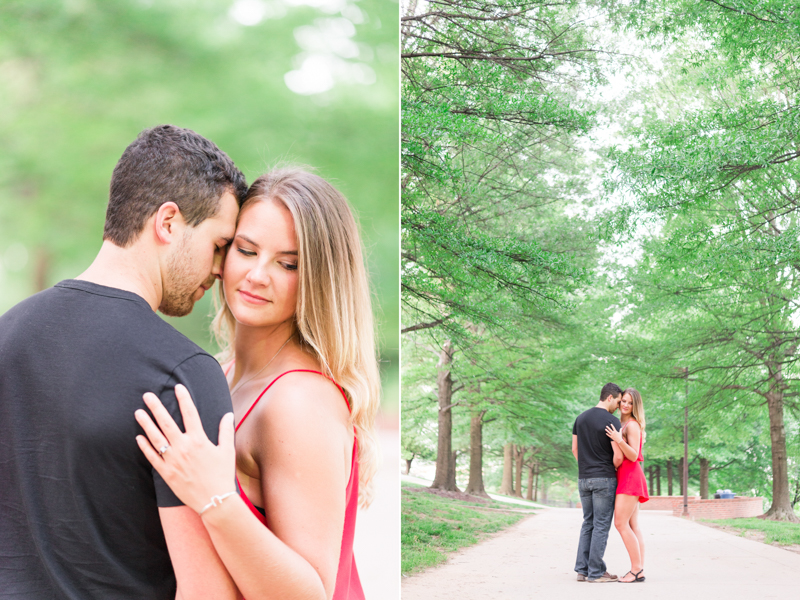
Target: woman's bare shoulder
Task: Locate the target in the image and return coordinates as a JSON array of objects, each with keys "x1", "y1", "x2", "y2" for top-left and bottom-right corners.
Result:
[{"x1": 259, "y1": 371, "x2": 350, "y2": 431}]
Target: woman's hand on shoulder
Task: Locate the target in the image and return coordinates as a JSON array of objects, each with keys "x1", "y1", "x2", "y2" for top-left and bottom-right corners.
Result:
[
  {"x1": 605, "y1": 423, "x2": 624, "y2": 444},
  {"x1": 135, "y1": 385, "x2": 237, "y2": 514}
]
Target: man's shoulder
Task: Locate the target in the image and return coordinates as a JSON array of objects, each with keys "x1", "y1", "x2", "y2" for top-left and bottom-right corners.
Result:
[
  {"x1": 576, "y1": 406, "x2": 603, "y2": 421},
  {"x1": 576, "y1": 406, "x2": 618, "y2": 427},
  {"x1": 0, "y1": 280, "x2": 214, "y2": 371},
  {"x1": 58, "y1": 278, "x2": 208, "y2": 356},
  {"x1": 143, "y1": 315, "x2": 210, "y2": 363},
  {"x1": 0, "y1": 286, "x2": 59, "y2": 320}
]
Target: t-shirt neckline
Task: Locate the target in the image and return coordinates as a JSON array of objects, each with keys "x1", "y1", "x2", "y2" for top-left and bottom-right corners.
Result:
[{"x1": 55, "y1": 279, "x2": 152, "y2": 309}]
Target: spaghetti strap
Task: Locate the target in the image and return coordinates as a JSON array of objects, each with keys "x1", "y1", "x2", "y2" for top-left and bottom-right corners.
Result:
[{"x1": 234, "y1": 369, "x2": 351, "y2": 432}]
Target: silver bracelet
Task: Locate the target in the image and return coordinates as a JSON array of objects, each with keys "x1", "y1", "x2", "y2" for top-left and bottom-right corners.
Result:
[{"x1": 199, "y1": 491, "x2": 237, "y2": 515}]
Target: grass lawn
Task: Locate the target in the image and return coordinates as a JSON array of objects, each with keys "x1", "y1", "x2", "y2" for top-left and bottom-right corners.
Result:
[
  {"x1": 706, "y1": 518, "x2": 800, "y2": 546},
  {"x1": 401, "y1": 482, "x2": 533, "y2": 575}
]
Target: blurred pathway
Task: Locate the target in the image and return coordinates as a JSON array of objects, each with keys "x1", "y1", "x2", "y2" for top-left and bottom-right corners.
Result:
[
  {"x1": 402, "y1": 474, "x2": 547, "y2": 509},
  {"x1": 402, "y1": 507, "x2": 800, "y2": 600},
  {"x1": 354, "y1": 418, "x2": 399, "y2": 599}
]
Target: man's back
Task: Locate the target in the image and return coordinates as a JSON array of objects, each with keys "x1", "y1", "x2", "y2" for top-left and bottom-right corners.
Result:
[
  {"x1": 0, "y1": 280, "x2": 231, "y2": 599},
  {"x1": 573, "y1": 407, "x2": 622, "y2": 479}
]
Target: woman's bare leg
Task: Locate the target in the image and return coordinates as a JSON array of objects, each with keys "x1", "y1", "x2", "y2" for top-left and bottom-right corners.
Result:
[
  {"x1": 630, "y1": 503, "x2": 644, "y2": 569},
  {"x1": 614, "y1": 494, "x2": 642, "y2": 582}
]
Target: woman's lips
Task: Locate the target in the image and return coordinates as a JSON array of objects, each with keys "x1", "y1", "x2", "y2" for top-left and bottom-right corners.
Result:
[{"x1": 239, "y1": 289, "x2": 269, "y2": 304}]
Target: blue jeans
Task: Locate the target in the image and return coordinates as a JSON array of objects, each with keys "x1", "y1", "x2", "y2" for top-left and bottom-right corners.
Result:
[{"x1": 575, "y1": 477, "x2": 617, "y2": 579}]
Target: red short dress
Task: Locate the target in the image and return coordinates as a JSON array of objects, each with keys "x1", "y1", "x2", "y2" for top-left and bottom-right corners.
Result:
[
  {"x1": 616, "y1": 420, "x2": 649, "y2": 503},
  {"x1": 229, "y1": 367, "x2": 365, "y2": 600}
]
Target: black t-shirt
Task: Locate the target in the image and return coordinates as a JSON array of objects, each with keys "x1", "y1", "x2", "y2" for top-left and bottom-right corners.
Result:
[
  {"x1": 0, "y1": 280, "x2": 233, "y2": 600},
  {"x1": 572, "y1": 407, "x2": 622, "y2": 479}
]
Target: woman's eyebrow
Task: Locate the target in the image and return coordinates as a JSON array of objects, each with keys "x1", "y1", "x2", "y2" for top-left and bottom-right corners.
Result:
[
  {"x1": 235, "y1": 233, "x2": 259, "y2": 248},
  {"x1": 236, "y1": 234, "x2": 297, "y2": 255}
]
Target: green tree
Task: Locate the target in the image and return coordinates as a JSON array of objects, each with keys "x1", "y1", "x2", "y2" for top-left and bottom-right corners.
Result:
[{"x1": 0, "y1": 0, "x2": 399, "y2": 385}]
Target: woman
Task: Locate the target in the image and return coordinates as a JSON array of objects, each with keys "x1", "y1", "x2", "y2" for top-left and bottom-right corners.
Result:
[
  {"x1": 605, "y1": 387, "x2": 648, "y2": 583},
  {"x1": 135, "y1": 168, "x2": 380, "y2": 600}
]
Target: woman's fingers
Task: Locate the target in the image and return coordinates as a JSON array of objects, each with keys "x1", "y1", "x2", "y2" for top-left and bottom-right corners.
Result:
[
  {"x1": 174, "y1": 384, "x2": 204, "y2": 435},
  {"x1": 136, "y1": 434, "x2": 167, "y2": 475},
  {"x1": 218, "y1": 412, "x2": 235, "y2": 451},
  {"x1": 135, "y1": 406, "x2": 171, "y2": 452},
  {"x1": 142, "y1": 392, "x2": 184, "y2": 443}
]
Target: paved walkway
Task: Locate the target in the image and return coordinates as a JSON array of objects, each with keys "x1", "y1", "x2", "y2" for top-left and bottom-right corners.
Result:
[
  {"x1": 402, "y1": 507, "x2": 800, "y2": 599},
  {"x1": 354, "y1": 421, "x2": 400, "y2": 599}
]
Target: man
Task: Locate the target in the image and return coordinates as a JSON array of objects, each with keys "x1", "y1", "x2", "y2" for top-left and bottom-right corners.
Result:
[
  {"x1": 0, "y1": 125, "x2": 247, "y2": 599},
  {"x1": 572, "y1": 382, "x2": 624, "y2": 583}
]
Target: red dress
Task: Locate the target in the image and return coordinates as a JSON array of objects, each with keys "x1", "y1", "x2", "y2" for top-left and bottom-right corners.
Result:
[
  {"x1": 616, "y1": 420, "x2": 649, "y2": 503},
  {"x1": 230, "y1": 367, "x2": 365, "y2": 600}
]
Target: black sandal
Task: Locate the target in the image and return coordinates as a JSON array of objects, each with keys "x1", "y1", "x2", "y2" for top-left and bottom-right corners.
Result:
[{"x1": 618, "y1": 569, "x2": 645, "y2": 583}]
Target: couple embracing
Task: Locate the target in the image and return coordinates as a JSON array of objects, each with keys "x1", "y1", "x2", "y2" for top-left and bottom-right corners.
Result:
[
  {"x1": 0, "y1": 125, "x2": 378, "y2": 599},
  {"x1": 572, "y1": 382, "x2": 649, "y2": 584}
]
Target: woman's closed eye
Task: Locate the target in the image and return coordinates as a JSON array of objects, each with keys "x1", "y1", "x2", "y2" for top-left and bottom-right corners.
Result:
[
  {"x1": 282, "y1": 262, "x2": 298, "y2": 271},
  {"x1": 237, "y1": 247, "x2": 257, "y2": 257}
]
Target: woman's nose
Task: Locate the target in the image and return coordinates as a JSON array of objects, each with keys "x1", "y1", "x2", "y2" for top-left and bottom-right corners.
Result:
[{"x1": 245, "y1": 261, "x2": 271, "y2": 285}]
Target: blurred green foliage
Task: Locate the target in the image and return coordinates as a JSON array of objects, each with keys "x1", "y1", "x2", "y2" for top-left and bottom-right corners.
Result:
[{"x1": 0, "y1": 0, "x2": 399, "y2": 407}]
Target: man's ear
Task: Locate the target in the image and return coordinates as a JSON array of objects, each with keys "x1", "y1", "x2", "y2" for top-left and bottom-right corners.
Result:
[{"x1": 154, "y1": 202, "x2": 183, "y2": 245}]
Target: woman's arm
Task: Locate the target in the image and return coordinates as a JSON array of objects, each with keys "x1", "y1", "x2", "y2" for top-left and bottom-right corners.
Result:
[
  {"x1": 605, "y1": 422, "x2": 640, "y2": 462},
  {"x1": 135, "y1": 378, "x2": 351, "y2": 600}
]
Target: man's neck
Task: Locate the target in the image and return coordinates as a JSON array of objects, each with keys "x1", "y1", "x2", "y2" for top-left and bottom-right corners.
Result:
[
  {"x1": 596, "y1": 400, "x2": 613, "y2": 413},
  {"x1": 75, "y1": 240, "x2": 162, "y2": 311}
]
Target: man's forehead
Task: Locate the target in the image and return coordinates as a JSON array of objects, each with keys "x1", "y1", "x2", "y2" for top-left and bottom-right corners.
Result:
[{"x1": 216, "y1": 191, "x2": 240, "y2": 233}]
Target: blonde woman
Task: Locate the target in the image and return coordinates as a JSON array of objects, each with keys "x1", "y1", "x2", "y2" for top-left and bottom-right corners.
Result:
[
  {"x1": 135, "y1": 168, "x2": 380, "y2": 600},
  {"x1": 605, "y1": 387, "x2": 649, "y2": 583}
]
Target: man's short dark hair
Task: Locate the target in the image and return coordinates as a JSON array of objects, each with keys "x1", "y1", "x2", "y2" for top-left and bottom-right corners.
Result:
[
  {"x1": 600, "y1": 382, "x2": 623, "y2": 402},
  {"x1": 103, "y1": 125, "x2": 248, "y2": 247}
]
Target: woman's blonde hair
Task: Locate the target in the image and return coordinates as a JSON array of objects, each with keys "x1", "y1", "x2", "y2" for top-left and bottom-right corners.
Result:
[
  {"x1": 623, "y1": 387, "x2": 646, "y2": 439},
  {"x1": 212, "y1": 167, "x2": 381, "y2": 507}
]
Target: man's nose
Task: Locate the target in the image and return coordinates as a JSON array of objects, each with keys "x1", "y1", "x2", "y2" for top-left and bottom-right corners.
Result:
[{"x1": 212, "y1": 248, "x2": 225, "y2": 279}]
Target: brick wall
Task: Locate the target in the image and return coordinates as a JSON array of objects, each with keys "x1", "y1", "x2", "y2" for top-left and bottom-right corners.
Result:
[
  {"x1": 639, "y1": 496, "x2": 689, "y2": 511},
  {"x1": 639, "y1": 496, "x2": 763, "y2": 519}
]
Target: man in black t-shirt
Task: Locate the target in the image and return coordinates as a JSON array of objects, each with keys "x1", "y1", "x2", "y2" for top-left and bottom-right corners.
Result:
[
  {"x1": 571, "y1": 382, "x2": 624, "y2": 583},
  {"x1": 0, "y1": 126, "x2": 248, "y2": 599}
]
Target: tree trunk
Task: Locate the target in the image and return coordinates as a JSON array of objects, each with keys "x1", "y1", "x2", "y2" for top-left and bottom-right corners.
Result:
[
  {"x1": 513, "y1": 445, "x2": 526, "y2": 498},
  {"x1": 431, "y1": 341, "x2": 458, "y2": 491},
  {"x1": 405, "y1": 456, "x2": 413, "y2": 475},
  {"x1": 763, "y1": 371, "x2": 799, "y2": 521},
  {"x1": 34, "y1": 246, "x2": 50, "y2": 292},
  {"x1": 678, "y1": 457, "x2": 684, "y2": 496},
  {"x1": 656, "y1": 465, "x2": 661, "y2": 496},
  {"x1": 526, "y1": 460, "x2": 535, "y2": 501},
  {"x1": 499, "y1": 443, "x2": 514, "y2": 495},
  {"x1": 647, "y1": 465, "x2": 654, "y2": 492},
  {"x1": 541, "y1": 477, "x2": 548, "y2": 503},
  {"x1": 667, "y1": 459, "x2": 673, "y2": 496},
  {"x1": 699, "y1": 457, "x2": 709, "y2": 499},
  {"x1": 465, "y1": 409, "x2": 488, "y2": 496}
]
